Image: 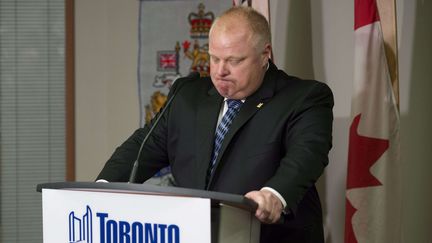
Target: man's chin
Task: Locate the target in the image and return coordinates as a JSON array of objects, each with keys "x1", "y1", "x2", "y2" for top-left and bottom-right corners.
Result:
[{"x1": 215, "y1": 86, "x2": 231, "y2": 98}]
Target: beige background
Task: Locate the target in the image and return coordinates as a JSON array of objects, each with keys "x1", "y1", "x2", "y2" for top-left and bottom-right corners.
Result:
[{"x1": 75, "y1": 1, "x2": 432, "y2": 242}]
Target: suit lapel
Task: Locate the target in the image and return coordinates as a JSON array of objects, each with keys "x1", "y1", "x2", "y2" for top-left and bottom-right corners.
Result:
[
  {"x1": 207, "y1": 63, "x2": 278, "y2": 187},
  {"x1": 196, "y1": 86, "x2": 223, "y2": 188}
]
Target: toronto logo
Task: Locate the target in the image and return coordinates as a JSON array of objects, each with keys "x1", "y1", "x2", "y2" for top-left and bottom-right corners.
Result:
[
  {"x1": 67, "y1": 206, "x2": 181, "y2": 243},
  {"x1": 69, "y1": 206, "x2": 93, "y2": 243}
]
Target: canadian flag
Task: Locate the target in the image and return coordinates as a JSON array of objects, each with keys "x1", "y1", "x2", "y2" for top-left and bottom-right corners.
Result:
[{"x1": 345, "y1": 0, "x2": 401, "y2": 242}]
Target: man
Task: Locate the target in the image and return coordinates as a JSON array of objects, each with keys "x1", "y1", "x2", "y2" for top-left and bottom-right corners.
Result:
[{"x1": 98, "y1": 6, "x2": 333, "y2": 242}]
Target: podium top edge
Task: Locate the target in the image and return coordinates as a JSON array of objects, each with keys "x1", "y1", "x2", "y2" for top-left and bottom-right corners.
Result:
[{"x1": 37, "y1": 181, "x2": 257, "y2": 212}]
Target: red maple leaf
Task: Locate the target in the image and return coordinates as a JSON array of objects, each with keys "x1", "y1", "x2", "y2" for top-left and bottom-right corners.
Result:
[
  {"x1": 182, "y1": 40, "x2": 191, "y2": 51},
  {"x1": 345, "y1": 113, "x2": 389, "y2": 243},
  {"x1": 345, "y1": 198, "x2": 359, "y2": 243},
  {"x1": 346, "y1": 114, "x2": 389, "y2": 189}
]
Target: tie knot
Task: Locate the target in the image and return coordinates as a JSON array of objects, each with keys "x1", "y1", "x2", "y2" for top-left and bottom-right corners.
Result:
[{"x1": 226, "y1": 99, "x2": 243, "y2": 111}]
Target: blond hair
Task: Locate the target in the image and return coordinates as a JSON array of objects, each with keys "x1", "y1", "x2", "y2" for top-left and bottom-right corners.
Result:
[{"x1": 210, "y1": 6, "x2": 271, "y2": 49}]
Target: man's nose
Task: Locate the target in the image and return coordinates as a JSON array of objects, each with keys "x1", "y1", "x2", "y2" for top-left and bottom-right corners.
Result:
[{"x1": 216, "y1": 62, "x2": 229, "y2": 76}]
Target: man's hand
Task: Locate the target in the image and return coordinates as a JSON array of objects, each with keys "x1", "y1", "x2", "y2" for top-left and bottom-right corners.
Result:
[{"x1": 245, "y1": 189, "x2": 284, "y2": 224}]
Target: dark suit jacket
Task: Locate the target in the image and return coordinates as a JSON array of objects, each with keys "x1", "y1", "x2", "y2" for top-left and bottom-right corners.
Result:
[{"x1": 97, "y1": 61, "x2": 333, "y2": 243}]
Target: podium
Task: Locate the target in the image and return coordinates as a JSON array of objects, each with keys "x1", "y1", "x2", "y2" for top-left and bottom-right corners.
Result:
[{"x1": 37, "y1": 182, "x2": 260, "y2": 243}]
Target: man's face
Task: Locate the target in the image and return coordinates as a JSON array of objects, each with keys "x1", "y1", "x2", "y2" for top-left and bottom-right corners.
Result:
[{"x1": 209, "y1": 23, "x2": 270, "y2": 100}]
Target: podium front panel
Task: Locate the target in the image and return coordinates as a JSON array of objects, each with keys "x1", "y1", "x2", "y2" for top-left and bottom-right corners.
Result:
[{"x1": 42, "y1": 188, "x2": 211, "y2": 243}]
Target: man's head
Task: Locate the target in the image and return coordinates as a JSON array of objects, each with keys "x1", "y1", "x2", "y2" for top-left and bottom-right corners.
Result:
[{"x1": 208, "y1": 7, "x2": 272, "y2": 99}]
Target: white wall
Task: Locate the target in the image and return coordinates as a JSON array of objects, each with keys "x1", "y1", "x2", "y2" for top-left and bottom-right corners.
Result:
[
  {"x1": 75, "y1": 0, "x2": 432, "y2": 242},
  {"x1": 75, "y1": 0, "x2": 140, "y2": 181}
]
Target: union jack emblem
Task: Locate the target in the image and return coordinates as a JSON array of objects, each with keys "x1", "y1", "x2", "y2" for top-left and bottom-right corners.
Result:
[{"x1": 157, "y1": 51, "x2": 177, "y2": 71}]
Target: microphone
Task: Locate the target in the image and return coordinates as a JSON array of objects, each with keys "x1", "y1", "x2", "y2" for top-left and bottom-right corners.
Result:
[{"x1": 128, "y1": 72, "x2": 200, "y2": 183}]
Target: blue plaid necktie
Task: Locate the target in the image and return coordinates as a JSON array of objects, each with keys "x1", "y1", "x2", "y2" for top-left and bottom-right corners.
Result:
[{"x1": 209, "y1": 99, "x2": 243, "y2": 173}]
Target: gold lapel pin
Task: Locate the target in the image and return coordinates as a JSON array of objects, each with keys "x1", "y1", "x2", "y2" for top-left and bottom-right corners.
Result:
[{"x1": 257, "y1": 102, "x2": 264, "y2": 108}]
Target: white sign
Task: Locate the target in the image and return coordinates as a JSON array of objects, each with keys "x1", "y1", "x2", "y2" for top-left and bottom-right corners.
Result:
[{"x1": 42, "y1": 188, "x2": 210, "y2": 243}]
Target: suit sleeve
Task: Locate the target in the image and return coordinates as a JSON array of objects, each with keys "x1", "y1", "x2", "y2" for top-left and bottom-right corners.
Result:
[{"x1": 264, "y1": 81, "x2": 334, "y2": 211}]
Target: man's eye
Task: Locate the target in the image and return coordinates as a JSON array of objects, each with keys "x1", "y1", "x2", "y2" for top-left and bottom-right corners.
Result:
[
  {"x1": 229, "y1": 59, "x2": 241, "y2": 65},
  {"x1": 211, "y1": 56, "x2": 220, "y2": 63}
]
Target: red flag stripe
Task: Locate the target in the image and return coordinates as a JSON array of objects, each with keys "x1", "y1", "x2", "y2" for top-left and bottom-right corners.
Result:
[{"x1": 354, "y1": 0, "x2": 380, "y2": 30}]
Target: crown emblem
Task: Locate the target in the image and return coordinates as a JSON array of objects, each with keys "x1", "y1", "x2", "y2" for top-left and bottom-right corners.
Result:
[{"x1": 188, "y1": 3, "x2": 214, "y2": 39}]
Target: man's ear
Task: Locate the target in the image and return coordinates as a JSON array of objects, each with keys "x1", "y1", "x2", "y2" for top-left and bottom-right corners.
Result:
[{"x1": 262, "y1": 43, "x2": 272, "y2": 66}]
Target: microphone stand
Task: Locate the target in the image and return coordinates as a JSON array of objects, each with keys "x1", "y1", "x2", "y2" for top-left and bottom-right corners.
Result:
[{"x1": 128, "y1": 72, "x2": 200, "y2": 183}]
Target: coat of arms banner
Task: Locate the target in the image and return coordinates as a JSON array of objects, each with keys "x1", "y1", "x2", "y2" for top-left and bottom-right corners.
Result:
[{"x1": 138, "y1": 0, "x2": 230, "y2": 126}]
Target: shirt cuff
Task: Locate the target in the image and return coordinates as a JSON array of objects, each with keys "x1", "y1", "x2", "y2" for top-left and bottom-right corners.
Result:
[
  {"x1": 261, "y1": 187, "x2": 287, "y2": 208},
  {"x1": 96, "y1": 179, "x2": 109, "y2": 183}
]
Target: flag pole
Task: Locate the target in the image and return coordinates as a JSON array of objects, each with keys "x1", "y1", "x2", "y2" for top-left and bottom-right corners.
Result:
[{"x1": 376, "y1": 0, "x2": 400, "y2": 110}]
